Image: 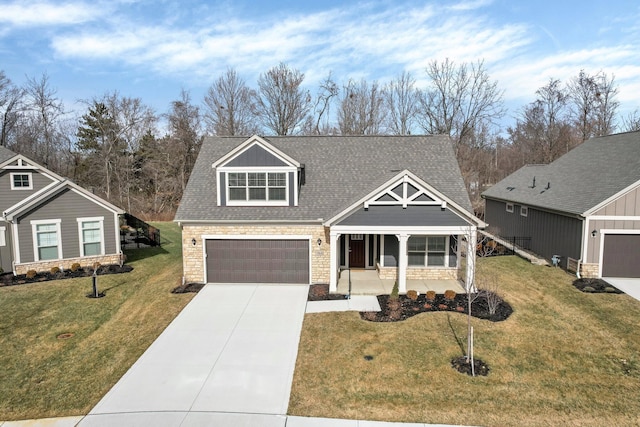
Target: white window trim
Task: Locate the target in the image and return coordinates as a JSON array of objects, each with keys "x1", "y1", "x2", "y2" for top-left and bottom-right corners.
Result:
[
  {"x1": 31, "y1": 219, "x2": 62, "y2": 262},
  {"x1": 0, "y1": 226, "x2": 5, "y2": 247},
  {"x1": 407, "y1": 235, "x2": 450, "y2": 268},
  {"x1": 77, "y1": 216, "x2": 105, "y2": 257},
  {"x1": 224, "y1": 170, "x2": 290, "y2": 206},
  {"x1": 10, "y1": 172, "x2": 33, "y2": 190},
  {"x1": 520, "y1": 206, "x2": 528, "y2": 217},
  {"x1": 506, "y1": 203, "x2": 514, "y2": 213}
]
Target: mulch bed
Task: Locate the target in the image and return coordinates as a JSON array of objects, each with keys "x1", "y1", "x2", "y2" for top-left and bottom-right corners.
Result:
[
  {"x1": 171, "y1": 282, "x2": 205, "y2": 294},
  {"x1": 451, "y1": 355, "x2": 490, "y2": 376},
  {"x1": 0, "y1": 264, "x2": 133, "y2": 287},
  {"x1": 308, "y1": 283, "x2": 348, "y2": 301},
  {"x1": 573, "y1": 278, "x2": 623, "y2": 294}
]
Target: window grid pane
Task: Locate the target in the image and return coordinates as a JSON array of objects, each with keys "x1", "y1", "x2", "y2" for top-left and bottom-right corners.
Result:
[
  {"x1": 36, "y1": 223, "x2": 58, "y2": 261},
  {"x1": 13, "y1": 174, "x2": 30, "y2": 188}
]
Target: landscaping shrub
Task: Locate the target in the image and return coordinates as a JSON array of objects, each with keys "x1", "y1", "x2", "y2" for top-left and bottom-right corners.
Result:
[
  {"x1": 70, "y1": 263, "x2": 81, "y2": 272},
  {"x1": 425, "y1": 290, "x2": 436, "y2": 301},
  {"x1": 25, "y1": 270, "x2": 37, "y2": 279},
  {"x1": 444, "y1": 289, "x2": 456, "y2": 301},
  {"x1": 583, "y1": 286, "x2": 596, "y2": 293},
  {"x1": 50, "y1": 266, "x2": 60, "y2": 275},
  {"x1": 406, "y1": 290, "x2": 418, "y2": 301},
  {"x1": 390, "y1": 281, "x2": 399, "y2": 300}
]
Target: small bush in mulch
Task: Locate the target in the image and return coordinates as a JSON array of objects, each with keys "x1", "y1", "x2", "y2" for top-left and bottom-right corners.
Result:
[
  {"x1": 573, "y1": 278, "x2": 623, "y2": 294},
  {"x1": 361, "y1": 292, "x2": 513, "y2": 322},
  {"x1": 0, "y1": 264, "x2": 133, "y2": 287},
  {"x1": 451, "y1": 355, "x2": 490, "y2": 376},
  {"x1": 307, "y1": 283, "x2": 348, "y2": 301},
  {"x1": 171, "y1": 282, "x2": 205, "y2": 294}
]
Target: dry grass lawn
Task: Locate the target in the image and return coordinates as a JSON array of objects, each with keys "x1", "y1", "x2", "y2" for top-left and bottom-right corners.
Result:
[
  {"x1": 0, "y1": 222, "x2": 192, "y2": 421},
  {"x1": 289, "y1": 256, "x2": 640, "y2": 426}
]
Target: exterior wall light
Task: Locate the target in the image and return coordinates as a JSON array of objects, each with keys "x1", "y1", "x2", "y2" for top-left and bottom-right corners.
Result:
[
  {"x1": 192, "y1": 238, "x2": 197, "y2": 246},
  {"x1": 317, "y1": 238, "x2": 322, "y2": 246},
  {"x1": 591, "y1": 229, "x2": 597, "y2": 237}
]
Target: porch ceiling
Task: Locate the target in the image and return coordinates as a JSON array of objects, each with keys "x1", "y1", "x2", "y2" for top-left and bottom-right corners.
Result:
[{"x1": 336, "y1": 205, "x2": 469, "y2": 227}]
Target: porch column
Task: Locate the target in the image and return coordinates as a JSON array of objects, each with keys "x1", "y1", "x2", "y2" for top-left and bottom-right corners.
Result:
[
  {"x1": 466, "y1": 227, "x2": 477, "y2": 293},
  {"x1": 329, "y1": 232, "x2": 340, "y2": 293},
  {"x1": 396, "y1": 233, "x2": 408, "y2": 293}
]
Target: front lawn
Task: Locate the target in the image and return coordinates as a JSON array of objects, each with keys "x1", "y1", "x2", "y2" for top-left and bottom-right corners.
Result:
[
  {"x1": 289, "y1": 256, "x2": 640, "y2": 427},
  {"x1": 0, "y1": 222, "x2": 192, "y2": 421}
]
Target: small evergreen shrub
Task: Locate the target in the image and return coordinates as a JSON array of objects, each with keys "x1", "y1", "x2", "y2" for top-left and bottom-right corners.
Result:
[
  {"x1": 444, "y1": 289, "x2": 456, "y2": 301},
  {"x1": 406, "y1": 290, "x2": 418, "y2": 301},
  {"x1": 605, "y1": 286, "x2": 618, "y2": 293},
  {"x1": 26, "y1": 270, "x2": 37, "y2": 279},
  {"x1": 583, "y1": 286, "x2": 596, "y2": 293},
  {"x1": 425, "y1": 290, "x2": 436, "y2": 301},
  {"x1": 50, "y1": 266, "x2": 60, "y2": 275},
  {"x1": 70, "y1": 263, "x2": 81, "y2": 272},
  {"x1": 390, "y1": 281, "x2": 399, "y2": 301}
]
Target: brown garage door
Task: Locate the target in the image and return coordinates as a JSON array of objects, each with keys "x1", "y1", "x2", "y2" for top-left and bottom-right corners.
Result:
[
  {"x1": 206, "y1": 239, "x2": 309, "y2": 284},
  {"x1": 602, "y1": 234, "x2": 640, "y2": 278}
]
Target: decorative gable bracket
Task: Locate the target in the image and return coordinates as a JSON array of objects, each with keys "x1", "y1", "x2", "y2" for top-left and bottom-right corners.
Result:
[{"x1": 364, "y1": 175, "x2": 447, "y2": 210}]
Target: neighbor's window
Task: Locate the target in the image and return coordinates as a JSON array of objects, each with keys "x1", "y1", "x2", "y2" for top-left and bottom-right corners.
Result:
[
  {"x1": 520, "y1": 206, "x2": 528, "y2": 217},
  {"x1": 34, "y1": 222, "x2": 61, "y2": 261},
  {"x1": 408, "y1": 236, "x2": 447, "y2": 267},
  {"x1": 80, "y1": 218, "x2": 104, "y2": 256},
  {"x1": 506, "y1": 203, "x2": 514, "y2": 213},
  {"x1": 11, "y1": 173, "x2": 32, "y2": 190},
  {"x1": 228, "y1": 172, "x2": 286, "y2": 202}
]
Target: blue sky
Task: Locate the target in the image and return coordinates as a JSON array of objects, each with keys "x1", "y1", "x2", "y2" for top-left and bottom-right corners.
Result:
[{"x1": 1, "y1": 0, "x2": 639, "y2": 128}]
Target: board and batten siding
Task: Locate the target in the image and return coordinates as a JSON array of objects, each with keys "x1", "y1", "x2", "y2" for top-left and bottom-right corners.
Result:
[
  {"x1": 15, "y1": 188, "x2": 118, "y2": 263},
  {"x1": 0, "y1": 169, "x2": 56, "y2": 212},
  {"x1": 485, "y1": 198, "x2": 582, "y2": 268},
  {"x1": 586, "y1": 183, "x2": 640, "y2": 264}
]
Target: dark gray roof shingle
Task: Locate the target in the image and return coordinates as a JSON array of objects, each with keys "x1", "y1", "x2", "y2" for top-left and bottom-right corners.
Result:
[
  {"x1": 175, "y1": 135, "x2": 472, "y2": 222},
  {"x1": 482, "y1": 131, "x2": 640, "y2": 215}
]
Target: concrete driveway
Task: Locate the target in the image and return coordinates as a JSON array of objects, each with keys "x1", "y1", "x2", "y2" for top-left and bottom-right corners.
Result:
[
  {"x1": 603, "y1": 277, "x2": 640, "y2": 301},
  {"x1": 79, "y1": 284, "x2": 309, "y2": 426}
]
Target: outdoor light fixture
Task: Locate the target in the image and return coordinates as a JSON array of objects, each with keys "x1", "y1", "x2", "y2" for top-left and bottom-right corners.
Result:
[
  {"x1": 192, "y1": 238, "x2": 197, "y2": 246},
  {"x1": 591, "y1": 229, "x2": 597, "y2": 237},
  {"x1": 317, "y1": 238, "x2": 322, "y2": 246}
]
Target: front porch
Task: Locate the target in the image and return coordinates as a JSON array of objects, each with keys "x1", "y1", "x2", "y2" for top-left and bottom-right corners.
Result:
[{"x1": 336, "y1": 269, "x2": 466, "y2": 295}]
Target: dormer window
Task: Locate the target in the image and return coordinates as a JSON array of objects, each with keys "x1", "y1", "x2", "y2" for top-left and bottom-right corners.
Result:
[
  {"x1": 228, "y1": 172, "x2": 287, "y2": 202},
  {"x1": 11, "y1": 172, "x2": 32, "y2": 190}
]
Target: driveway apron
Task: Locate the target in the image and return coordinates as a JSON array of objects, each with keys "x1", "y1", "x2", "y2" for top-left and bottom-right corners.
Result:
[{"x1": 81, "y1": 284, "x2": 308, "y2": 424}]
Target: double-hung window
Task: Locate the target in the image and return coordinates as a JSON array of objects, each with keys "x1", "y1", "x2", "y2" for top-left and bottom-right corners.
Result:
[
  {"x1": 78, "y1": 217, "x2": 104, "y2": 256},
  {"x1": 227, "y1": 172, "x2": 287, "y2": 203},
  {"x1": 408, "y1": 236, "x2": 447, "y2": 267},
  {"x1": 32, "y1": 220, "x2": 62, "y2": 261}
]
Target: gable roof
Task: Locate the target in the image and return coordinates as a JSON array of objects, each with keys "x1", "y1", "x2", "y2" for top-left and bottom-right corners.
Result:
[
  {"x1": 482, "y1": 131, "x2": 640, "y2": 215},
  {"x1": 0, "y1": 145, "x2": 17, "y2": 164},
  {"x1": 175, "y1": 135, "x2": 473, "y2": 223}
]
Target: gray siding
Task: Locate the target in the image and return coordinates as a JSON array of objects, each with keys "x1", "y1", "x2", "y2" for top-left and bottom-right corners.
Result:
[
  {"x1": 0, "y1": 220, "x2": 13, "y2": 273},
  {"x1": 593, "y1": 184, "x2": 640, "y2": 217},
  {"x1": 16, "y1": 188, "x2": 118, "y2": 263},
  {"x1": 0, "y1": 169, "x2": 56, "y2": 212},
  {"x1": 219, "y1": 173, "x2": 226, "y2": 206},
  {"x1": 338, "y1": 205, "x2": 468, "y2": 227},
  {"x1": 225, "y1": 145, "x2": 288, "y2": 167},
  {"x1": 586, "y1": 219, "x2": 640, "y2": 263},
  {"x1": 383, "y1": 235, "x2": 398, "y2": 267},
  {"x1": 485, "y1": 198, "x2": 582, "y2": 268}
]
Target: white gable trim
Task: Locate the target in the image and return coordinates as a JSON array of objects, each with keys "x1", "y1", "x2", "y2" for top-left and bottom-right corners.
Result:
[
  {"x1": 211, "y1": 135, "x2": 300, "y2": 169},
  {"x1": 583, "y1": 178, "x2": 640, "y2": 216},
  {"x1": 0, "y1": 154, "x2": 65, "y2": 182},
  {"x1": 364, "y1": 174, "x2": 445, "y2": 209},
  {"x1": 325, "y1": 170, "x2": 485, "y2": 227}
]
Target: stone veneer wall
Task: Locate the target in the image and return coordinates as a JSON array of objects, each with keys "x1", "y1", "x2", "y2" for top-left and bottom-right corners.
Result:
[
  {"x1": 181, "y1": 224, "x2": 330, "y2": 284},
  {"x1": 376, "y1": 263, "x2": 458, "y2": 280},
  {"x1": 579, "y1": 262, "x2": 599, "y2": 278},
  {"x1": 15, "y1": 254, "x2": 122, "y2": 275}
]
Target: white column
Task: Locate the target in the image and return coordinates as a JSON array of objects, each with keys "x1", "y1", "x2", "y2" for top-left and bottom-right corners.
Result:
[
  {"x1": 329, "y1": 232, "x2": 340, "y2": 293},
  {"x1": 466, "y1": 227, "x2": 477, "y2": 293},
  {"x1": 397, "y1": 233, "x2": 408, "y2": 293}
]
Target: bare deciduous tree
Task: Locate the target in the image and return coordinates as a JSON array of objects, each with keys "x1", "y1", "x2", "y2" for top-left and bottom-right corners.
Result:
[
  {"x1": 304, "y1": 72, "x2": 339, "y2": 135},
  {"x1": 337, "y1": 78, "x2": 386, "y2": 135},
  {"x1": 203, "y1": 68, "x2": 258, "y2": 136},
  {"x1": 0, "y1": 71, "x2": 24, "y2": 147},
  {"x1": 417, "y1": 58, "x2": 505, "y2": 155},
  {"x1": 255, "y1": 63, "x2": 311, "y2": 135},
  {"x1": 621, "y1": 109, "x2": 640, "y2": 132},
  {"x1": 385, "y1": 71, "x2": 418, "y2": 135},
  {"x1": 568, "y1": 70, "x2": 619, "y2": 140}
]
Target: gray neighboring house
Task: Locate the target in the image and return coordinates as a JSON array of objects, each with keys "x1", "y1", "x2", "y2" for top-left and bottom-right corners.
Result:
[
  {"x1": 482, "y1": 131, "x2": 640, "y2": 278},
  {"x1": 174, "y1": 134, "x2": 485, "y2": 293},
  {"x1": 0, "y1": 146, "x2": 125, "y2": 275}
]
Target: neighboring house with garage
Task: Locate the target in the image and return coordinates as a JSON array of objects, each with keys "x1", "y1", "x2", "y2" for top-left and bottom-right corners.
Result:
[
  {"x1": 0, "y1": 146, "x2": 125, "y2": 275},
  {"x1": 174, "y1": 134, "x2": 485, "y2": 293},
  {"x1": 482, "y1": 131, "x2": 640, "y2": 279}
]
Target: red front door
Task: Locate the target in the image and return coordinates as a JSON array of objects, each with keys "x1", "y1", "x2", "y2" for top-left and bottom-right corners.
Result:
[{"x1": 349, "y1": 235, "x2": 365, "y2": 268}]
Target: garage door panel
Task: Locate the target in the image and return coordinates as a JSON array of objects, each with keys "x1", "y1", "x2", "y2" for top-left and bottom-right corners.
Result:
[
  {"x1": 602, "y1": 234, "x2": 640, "y2": 278},
  {"x1": 206, "y1": 239, "x2": 309, "y2": 284}
]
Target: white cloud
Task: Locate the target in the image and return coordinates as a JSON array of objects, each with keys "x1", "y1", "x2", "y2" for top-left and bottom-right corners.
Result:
[{"x1": 0, "y1": 1, "x2": 102, "y2": 26}]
